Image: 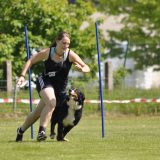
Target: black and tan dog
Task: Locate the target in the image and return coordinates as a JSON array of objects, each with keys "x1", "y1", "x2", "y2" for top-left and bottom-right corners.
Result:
[{"x1": 50, "y1": 87, "x2": 85, "y2": 141}]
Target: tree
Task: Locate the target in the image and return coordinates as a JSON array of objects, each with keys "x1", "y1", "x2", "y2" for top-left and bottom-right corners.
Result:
[
  {"x1": 0, "y1": 0, "x2": 104, "y2": 78},
  {"x1": 94, "y1": 0, "x2": 160, "y2": 70}
]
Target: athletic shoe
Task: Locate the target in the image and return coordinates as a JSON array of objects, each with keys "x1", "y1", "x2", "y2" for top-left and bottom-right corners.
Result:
[
  {"x1": 37, "y1": 131, "x2": 47, "y2": 142},
  {"x1": 16, "y1": 128, "x2": 23, "y2": 142}
]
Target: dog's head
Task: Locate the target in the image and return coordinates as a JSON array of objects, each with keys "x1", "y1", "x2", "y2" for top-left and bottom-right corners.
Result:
[{"x1": 67, "y1": 87, "x2": 85, "y2": 107}]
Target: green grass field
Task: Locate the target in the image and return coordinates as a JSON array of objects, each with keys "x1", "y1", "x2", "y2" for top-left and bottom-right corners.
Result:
[
  {"x1": 0, "y1": 113, "x2": 160, "y2": 160},
  {"x1": 0, "y1": 87, "x2": 160, "y2": 160}
]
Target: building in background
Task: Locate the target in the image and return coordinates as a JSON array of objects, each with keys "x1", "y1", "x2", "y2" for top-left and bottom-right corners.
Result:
[{"x1": 93, "y1": 12, "x2": 160, "y2": 89}]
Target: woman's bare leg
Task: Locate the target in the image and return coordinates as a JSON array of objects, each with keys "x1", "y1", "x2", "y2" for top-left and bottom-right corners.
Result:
[
  {"x1": 16, "y1": 87, "x2": 56, "y2": 142},
  {"x1": 39, "y1": 87, "x2": 56, "y2": 128},
  {"x1": 20, "y1": 99, "x2": 45, "y2": 132},
  {"x1": 35, "y1": 87, "x2": 56, "y2": 142}
]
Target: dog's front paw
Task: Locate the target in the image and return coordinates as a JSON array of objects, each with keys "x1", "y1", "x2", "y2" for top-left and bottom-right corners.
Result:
[
  {"x1": 63, "y1": 138, "x2": 69, "y2": 142},
  {"x1": 57, "y1": 137, "x2": 69, "y2": 142}
]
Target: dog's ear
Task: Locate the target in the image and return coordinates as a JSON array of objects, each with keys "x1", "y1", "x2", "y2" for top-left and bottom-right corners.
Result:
[
  {"x1": 76, "y1": 89, "x2": 85, "y2": 101},
  {"x1": 79, "y1": 92, "x2": 85, "y2": 106},
  {"x1": 79, "y1": 90, "x2": 85, "y2": 101},
  {"x1": 81, "y1": 93, "x2": 85, "y2": 101}
]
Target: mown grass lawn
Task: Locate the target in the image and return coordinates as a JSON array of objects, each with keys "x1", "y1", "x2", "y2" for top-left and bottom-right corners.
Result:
[{"x1": 0, "y1": 113, "x2": 160, "y2": 160}]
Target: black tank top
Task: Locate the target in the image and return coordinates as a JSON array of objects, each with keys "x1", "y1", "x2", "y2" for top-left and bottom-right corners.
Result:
[{"x1": 42, "y1": 47, "x2": 72, "y2": 93}]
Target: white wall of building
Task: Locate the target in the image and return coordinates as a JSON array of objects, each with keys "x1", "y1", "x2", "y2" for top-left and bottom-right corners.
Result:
[{"x1": 103, "y1": 58, "x2": 160, "y2": 89}]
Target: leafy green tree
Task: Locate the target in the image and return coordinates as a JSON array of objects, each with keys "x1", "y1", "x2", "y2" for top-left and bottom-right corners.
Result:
[
  {"x1": 0, "y1": 0, "x2": 104, "y2": 78},
  {"x1": 94, "y1": 0, "x2": 160, "y2": 70}
]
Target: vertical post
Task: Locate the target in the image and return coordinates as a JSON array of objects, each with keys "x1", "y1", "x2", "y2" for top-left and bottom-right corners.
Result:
[
  {"x1": 13, "y1": 82, "x2": 17, "y2": 112},
  {"x1": 95, "y1": 22, "x2": 105, "y2": 138},
  {"x1": 105, "y1": 61, "x2": 113, "y2": 90},
  {"x1": 3, "y1": 61, "x2": 12, "y2": 93},
  {"x1": 24, "y1": 26, "x2": 34, "y2": 139}
]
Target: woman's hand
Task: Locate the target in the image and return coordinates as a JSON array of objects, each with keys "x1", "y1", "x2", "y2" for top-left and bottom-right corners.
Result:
[
  {"x1": 74, "y1": 62, "x2": 90, "y2": 72},
  {"x1": 81, "y1": 65, "x2": 90, "y2": 72},
  {"x1": 17, "y1": 75, "x2": 25, "y2": 87}
]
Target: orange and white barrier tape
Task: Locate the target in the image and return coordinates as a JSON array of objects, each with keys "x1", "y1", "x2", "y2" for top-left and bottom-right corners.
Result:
[
  {"x1": 0, "y1": 98, "x2": 160, "y2": 104},
  {"x1": 85, "y1": 98, "x2": 160, "y2": 103},
  {"x1": 0, "y1": 98, "x2": 40, "y2": 104}
]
